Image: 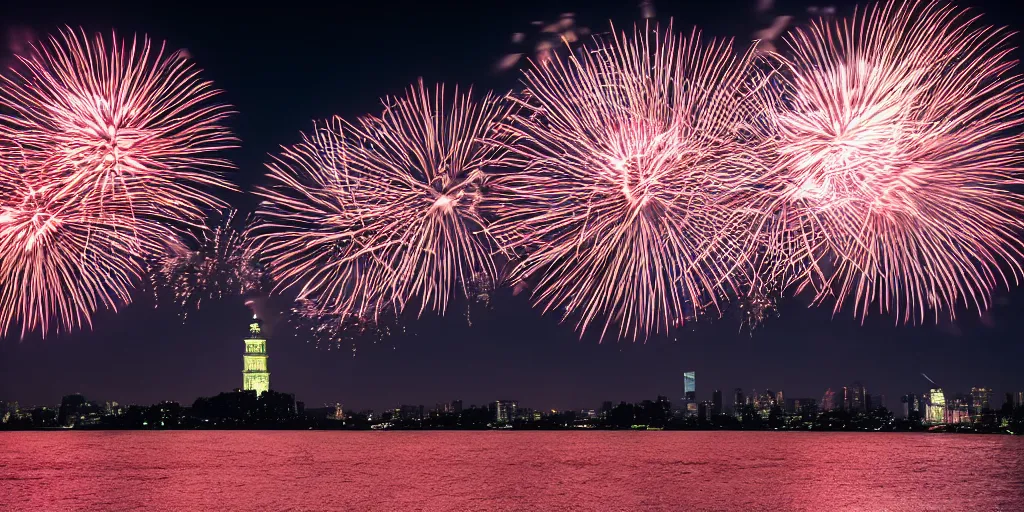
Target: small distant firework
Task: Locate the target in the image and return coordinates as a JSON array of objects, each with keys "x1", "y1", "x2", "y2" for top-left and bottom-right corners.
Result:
[
  {"x1": 466, "y1": 269, "x2": 497, "y2": 307},
  {"x1": 759, "y1": 1, "x2": 1024, "y2": 323},
  {"x1": 151, "y1": 210, "x2": 262, "y2": 319},
  {"x1": 495, "y1": 13, "x2": 591, "y2": 72},
  {"x1": 751, "y1": 1, "x2": 834, "y2": 54},
  {"x1": 255, "y1": 80, "x2": 516, "y2": 320},
  {"x1": 290, "y1": 299, "x2": 403, "y2": 353},
  {"x1": 807, "y1": 5, "x2": 837, "y2": 16},
  {"x1": 736, "y1": 282, "x2": 780, "y2": 333},
  {"x1": 0, "y1": 28, "x2": 236, "y2": 246},
  {"x1": 486, "y1": 23, "x2": 777, "y2": 341},
  {"x1": 639, "y1": 1, "x2": 656, "y2": 20},
  {"x1": 463, "y1": 266, "x2": 506, "y2": 326}
]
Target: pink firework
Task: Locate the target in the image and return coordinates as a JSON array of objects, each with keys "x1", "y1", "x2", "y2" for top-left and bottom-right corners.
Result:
[
  {"x1": 0, "y1": 29, "x2": 235, "y2": 338},
  {"x1": 760, "y1": 1, "x2": 1024, "y2": 323},
  {"x1": 0, "y1": 28, "x2": 236, "y2": 243},
  {"x1": 0, "y1": 148, "x2": 142, "y2": 337},
  {"x1": 254, "y1": 80, "x2": 515, "y2": 319},
  {"x1": 485, "y1": 24, "x2": 777, "y2": 341},
  {"x1": 151, "y1": 210, "x2": 263, "y2": 320}
]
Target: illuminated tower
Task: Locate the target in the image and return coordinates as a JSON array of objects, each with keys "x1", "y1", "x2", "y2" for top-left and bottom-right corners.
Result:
[
  {"x1": 242, "y1": 315, "x2": 270, "y2": 396},
  {"x1": 683, "y1": 371, "x2": 696, "y2": 416},
  {"x1": 927, "y1": 388, "x2": 945, "y2": 424}
]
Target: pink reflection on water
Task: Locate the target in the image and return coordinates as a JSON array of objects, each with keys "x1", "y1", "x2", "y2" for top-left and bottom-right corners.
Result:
[{"x1": 2, "y1": 431, "x2": 1023, "y2": 511}]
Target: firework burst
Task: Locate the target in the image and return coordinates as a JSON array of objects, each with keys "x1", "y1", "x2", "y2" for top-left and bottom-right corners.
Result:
[
  {"x1": 0, "y1": 29, "x2": 235, "y2": 338},
  {"x1": 151, "y1": 210, "x2": 263, "y2": 319},
  {"x1": 485, "y1": 23, "x2": 778, "y2": 341},
  {"x1": 0, "y1": 148, "x2": 142, "y2": 337},
  {"x1": 255, "y1": 80, "x2": 516, "y2": 319},
  {"x1": 757, "y1": 1, "x2": 1024, "y2": 323},
  {"x1": 0, "y1": 28, "x2": 236, "y2": 244}
]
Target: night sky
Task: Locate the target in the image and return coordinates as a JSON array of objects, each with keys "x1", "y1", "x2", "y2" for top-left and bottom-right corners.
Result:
[{"x1": 2, "y1": 0, "x2": 1023, "y2": 412}]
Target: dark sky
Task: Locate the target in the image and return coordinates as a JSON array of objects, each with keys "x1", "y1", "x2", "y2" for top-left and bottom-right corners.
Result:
[{"x1": 2, "y1": 0, "x2": 1023, "y2": 412}]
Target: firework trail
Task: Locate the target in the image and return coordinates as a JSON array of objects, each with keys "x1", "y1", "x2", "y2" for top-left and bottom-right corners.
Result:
[
  {"x1": 0, "y1": 146, "x2": 142, "y2": 337},
  {"x1": 0, "y1": 28, "x2": 236, "y2": 246},
  {"x1": 255, "y1": 80, "x2": 516, "y2": 320},
  {"x1": 151, "y1": 210, "x2": 263, "y2": 320},
  {"x1": 0, "y1": 29, "x2": 235, "y2": 338},
  {"x1": 755, "y1": 1, "x2": 1024, "y2": 323},
  {"x1": 485, "y1": 23, "x2": 778, "y2": 341}
]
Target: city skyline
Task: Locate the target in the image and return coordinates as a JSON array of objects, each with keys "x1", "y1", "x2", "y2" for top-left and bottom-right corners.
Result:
[
  {"x1": 3, "y1": 307, "x2": 1021, "y2": 414},
  {"x1": 1, "y1": 0, "x2": 1024, "y2": 412},
  {"x1": 8, "y1": 378, "x2": 1023, "y2": 431}
]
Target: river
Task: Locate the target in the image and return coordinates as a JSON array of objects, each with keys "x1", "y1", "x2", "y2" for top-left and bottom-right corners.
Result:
[{"x1": 2, "y1": 431, "x2": 1022, "y2": 511}]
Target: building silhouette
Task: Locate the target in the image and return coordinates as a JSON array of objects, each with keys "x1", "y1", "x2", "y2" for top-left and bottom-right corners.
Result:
[
  {"x1": 733, "y1": 388, "x2": 744, "y2": 416},
  {"x1": 242, "y1": 315, "x2": 270, "y2": 396},
  {"x1": 901, "y1": 393, "x2": 921, "y2": 420},
  {"x1": 698, "y1": 401, "x2": 713, "y2": 421},
  {"x1": 850, "y1": 382, "x2": 866, "y2": 412}
]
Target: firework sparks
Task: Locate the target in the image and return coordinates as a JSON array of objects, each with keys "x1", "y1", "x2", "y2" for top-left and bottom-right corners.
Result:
[
  {"x1": 485, "y1": 23, "x2": 778, "y2": 341},
  {"x1": 495, "y1": 13, "x2": 591, "y2": 73},
  {"x1": 255, "y1": 80, "x2": 516, "y2": 320},
  {"x1": 758, "y1": 1, "x2": 1024, "y2": 323},
  {"x1": 0, "y1": 29, "x2": 235, "y2": 338},
  {"x1": 0, "y1": 149, "x2": 142, "y2": 337},
  {"x1": 151, "y1": 210, "x2": 263, "y2": 319},
  {"x1": 0, "y1": 28, "x2": 236, "y2": 245},
  {"x1": 735, "y1": 282, "x2": 780, "y2": 333},
  {"x1": 290, "y1": 298, "x2": 405, "y2": 353}
]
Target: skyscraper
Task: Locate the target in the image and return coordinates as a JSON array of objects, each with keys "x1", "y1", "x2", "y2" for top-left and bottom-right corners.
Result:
[
  {"x1": 712, "y1": 390, "x2": 723, "y2": 416},
  {"x1": 901, "y1": 393, "x2": 920, "y2": 420},
  {"x1": 970, "y1": 387, "x2": 992, "y2": 418},
  {"x1": 242, "y1": 315, "x2": 270, "y2": 396},
  {"x1": 733, "y1": 388, "x2": 745, "y2": 416},
  {"x1": 683, "y1": 371, "x2": 695, "y2": 400},
  {"x1": 683, "y1": 371, "x2": 696, "y2": 416},
  {"x1": 850, "y1": 382, "x2": 866, "y2": 412},
  {"x1": 496, "y1": 400, "x2": 518, "y2": 423},
  {"x1": 949, "y1": 395, "x2": 970, "y2": 424},
  {"x1": 698, "y1": 401, "x2": 713, "y2": 421},
  {"x1": 1016, "y1": 392, "x2": 1024, "y2": 408},
  {"x1": 927, "y1": 389, "x2": 946, "y2": 424}
]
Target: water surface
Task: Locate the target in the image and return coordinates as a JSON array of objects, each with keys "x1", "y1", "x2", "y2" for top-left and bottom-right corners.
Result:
[{"x1": 2, "y1": 431, "x2": 1023, "y2": 511}]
